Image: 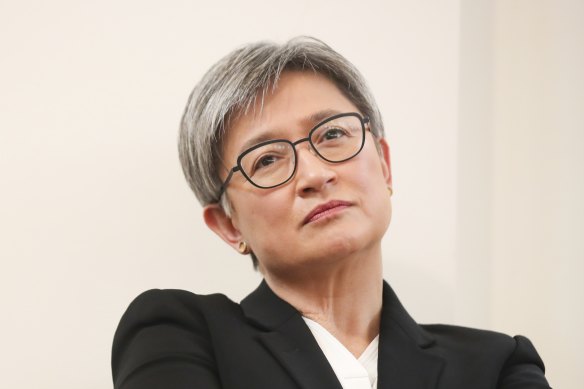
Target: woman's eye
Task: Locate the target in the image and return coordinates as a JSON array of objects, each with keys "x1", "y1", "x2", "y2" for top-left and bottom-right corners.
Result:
[
  {"x1": 320, "y1": 127, "x2": 348, "y2": 142},
  {"x1": 254, "y1": 155, "x2": 277, "y2": 170}
]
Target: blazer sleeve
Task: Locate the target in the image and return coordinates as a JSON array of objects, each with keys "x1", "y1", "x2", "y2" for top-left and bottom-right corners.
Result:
[
  {"x1": 111, "y1": 289, "x2": 222, "y2": 389},
  {"x1": 497, "y1": 335, "x2": 551, "y2": 388}
]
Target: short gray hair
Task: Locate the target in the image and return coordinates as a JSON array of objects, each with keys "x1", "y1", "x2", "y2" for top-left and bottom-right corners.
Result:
[{"x1": 178, "y1": 36, "x2": 385, "y2": 268}]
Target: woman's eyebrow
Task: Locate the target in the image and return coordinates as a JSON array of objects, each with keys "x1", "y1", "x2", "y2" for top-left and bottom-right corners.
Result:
[
  {"x1": 304, "y1": 109, "x2": 342, "y2": 125},
  {"x1": 238, "y1": 132, "x2": 279, "y2": 154},
  {"x1": 237, "y1": 109, "x2": 343, "y2": 154}
]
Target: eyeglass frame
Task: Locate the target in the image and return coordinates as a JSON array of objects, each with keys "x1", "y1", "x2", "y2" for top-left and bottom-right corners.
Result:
[{"x1": 216, "y1": 112, "x2": 371, "y2": 201}]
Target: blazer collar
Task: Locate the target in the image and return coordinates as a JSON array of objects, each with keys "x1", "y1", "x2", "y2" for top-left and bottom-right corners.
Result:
[
  {"x1": 377, "y1": 281, "x2": 445, "y2": 388},
  {"x1": 379, "y1": 281, "x2": 435, "y2": 347},
  {"x1": 240, "y1": 279, "x2": 298, "y2": 330},
  {"x1": 240, "y1": 279, "x2": 445, "y2": 389},
  {"x1": 241, "y1": 280, "x2": 343, "y2": 389}
]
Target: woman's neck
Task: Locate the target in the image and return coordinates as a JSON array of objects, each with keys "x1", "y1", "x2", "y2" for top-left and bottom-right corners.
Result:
[{"x1": 263, "y1": 245, "x2": 383, "y2": 358}]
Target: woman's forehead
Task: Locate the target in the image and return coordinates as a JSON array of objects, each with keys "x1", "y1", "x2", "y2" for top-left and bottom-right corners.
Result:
[{"x1": 221, "y1": 72, "x2": 359, "y2": 160}]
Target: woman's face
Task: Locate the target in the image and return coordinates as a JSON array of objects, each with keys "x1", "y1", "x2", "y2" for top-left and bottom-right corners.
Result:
[{"x1": 204, "y1": 71, "x2": 392, "y2": 277}]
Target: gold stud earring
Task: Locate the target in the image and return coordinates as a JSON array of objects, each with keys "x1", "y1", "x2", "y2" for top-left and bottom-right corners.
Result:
[
  {"x1": 238, "y1": 241, "x2": 250, "y2": 255},
  {"x1": 387, "y1": 186, "x2": 393, "y2": 196}
]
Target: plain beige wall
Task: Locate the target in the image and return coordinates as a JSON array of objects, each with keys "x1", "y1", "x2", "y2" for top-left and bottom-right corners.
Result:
[
  {"x1": 490, "y1": 1, "x2": 584, "y2": 388},
  {"x1": 0, "y1": 1, "x2": 581, "y2": 388}
]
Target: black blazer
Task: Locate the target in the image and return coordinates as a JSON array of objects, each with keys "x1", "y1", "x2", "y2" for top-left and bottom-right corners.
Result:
[{"x1": 111, "y1": 280, "x2": 551, "y2": 388}]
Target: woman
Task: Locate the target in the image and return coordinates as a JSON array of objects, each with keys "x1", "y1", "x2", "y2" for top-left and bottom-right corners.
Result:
[{"x1": 111, "y1": 37, "x2": 550, "y2": 388}]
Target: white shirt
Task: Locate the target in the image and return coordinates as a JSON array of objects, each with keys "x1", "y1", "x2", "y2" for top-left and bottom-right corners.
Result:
[{"x1": 303, "y1": 317, "x2": 379, "y2": 389}]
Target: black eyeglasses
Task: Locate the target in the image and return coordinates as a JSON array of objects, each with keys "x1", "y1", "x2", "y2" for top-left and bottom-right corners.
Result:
[{"x1": 217, "y1": 112, "x2": 370, "y2": 201}]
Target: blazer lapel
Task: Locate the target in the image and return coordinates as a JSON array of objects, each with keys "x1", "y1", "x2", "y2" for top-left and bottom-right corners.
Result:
[
  {"x1": 241, "y1": 280, "x2": 445, "y2": 389},
  {"x1": 241, "y1": 280, "x2": 343, "y2": 389},
  {"x1": 377, "y1": 282, "x2": 445, "y2": 389}
]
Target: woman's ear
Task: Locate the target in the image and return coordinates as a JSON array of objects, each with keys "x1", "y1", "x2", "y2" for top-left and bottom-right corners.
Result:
[
  {"x1": 203, "y1": 203, "x2": 243, "y2": 251},
  {"x1": 378, "y1": 138, "x2": 392, "y2": 190}
]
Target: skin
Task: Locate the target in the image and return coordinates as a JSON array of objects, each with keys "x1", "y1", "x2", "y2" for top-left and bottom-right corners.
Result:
[{"x1": 204, "y1": 70, "x2": 393, "y2": 357}]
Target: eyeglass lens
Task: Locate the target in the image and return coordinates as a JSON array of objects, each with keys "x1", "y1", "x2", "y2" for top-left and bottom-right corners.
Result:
[{"x1": 239, "y1": 114, "x2": 364, "y2": 188}]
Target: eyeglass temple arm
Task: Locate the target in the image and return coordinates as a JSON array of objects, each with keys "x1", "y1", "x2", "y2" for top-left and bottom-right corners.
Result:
[
  {"x1": 217, "y1": 166, "x2": 240, "y2": 201},
  {"x1": 363, "y1": 116, "x2": 379, "y2": 138}
]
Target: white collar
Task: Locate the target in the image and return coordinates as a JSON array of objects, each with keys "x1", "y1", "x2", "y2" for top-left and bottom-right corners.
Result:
[{"x1": 303, "y1": 317, "x2": 378, "y2": 389}]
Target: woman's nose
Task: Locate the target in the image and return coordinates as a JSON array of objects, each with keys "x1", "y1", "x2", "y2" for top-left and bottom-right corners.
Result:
[{"x1": 294, "y1": 144, "x2": 337, "y2": 195}]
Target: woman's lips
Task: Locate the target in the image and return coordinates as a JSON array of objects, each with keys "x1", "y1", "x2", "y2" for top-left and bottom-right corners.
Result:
[{"x1": 303, "y1": 200, "x2": 352, "y2": 225}]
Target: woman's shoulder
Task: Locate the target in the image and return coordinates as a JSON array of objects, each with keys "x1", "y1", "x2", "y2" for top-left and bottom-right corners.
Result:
[
  {"x1": 124, "y1": 288, "x2": 238, "y2": 312},
  {"x1": 422, "y1": 322, "x2": 516, "y2": 343},
  {"x1": 112, "y1": 289, "x2": 241, "y2": 388},
  {"x1": 420, "y1": 323, "x2": 546, "y2": 379},
  {"x1": 421, "y1": 322, "x2": 537, "y2": 350},
  {"x1": 114, "y1": 288, "x2": 244, "y2": 333}
]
